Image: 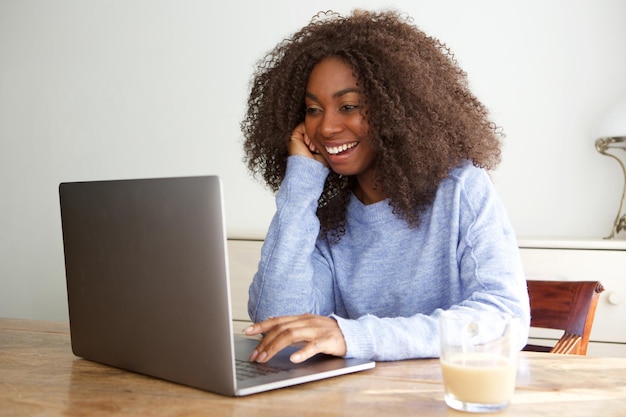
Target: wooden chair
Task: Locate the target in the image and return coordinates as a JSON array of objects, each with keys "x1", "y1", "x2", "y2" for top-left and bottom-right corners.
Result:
[{"x1": 524, "y1": 280, "x2": 605, "y2": 355}]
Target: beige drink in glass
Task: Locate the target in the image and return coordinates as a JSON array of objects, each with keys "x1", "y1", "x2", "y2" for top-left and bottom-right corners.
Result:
[{"x1": 439, "y1": 310, "x2": 519, "y2": 413}]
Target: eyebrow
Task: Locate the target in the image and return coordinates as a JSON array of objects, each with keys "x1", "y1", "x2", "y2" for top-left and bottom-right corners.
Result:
[{"x1": 305, "y1": 87, "x2": 360, "y2": 101}]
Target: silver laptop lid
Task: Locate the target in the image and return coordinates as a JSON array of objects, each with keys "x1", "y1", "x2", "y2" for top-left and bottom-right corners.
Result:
[{"x1": 59, "y1": 175, "x2": 237, "y2": 395}]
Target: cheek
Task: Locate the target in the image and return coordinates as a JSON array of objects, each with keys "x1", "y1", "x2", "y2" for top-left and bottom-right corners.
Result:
[
  {"x1": 304, "y1": 121, "x2": 326, "y2": 152},
  {"x1": 361, "y1": 120, "x2": 370, "y2": 136},
  {"x1": 304, "y1": 119, "x2": 316, "y2": 138},
  {"x1": 303, "y1": 121, "x2": 311, "y2": 135},
  {"x1": 350, "y1": 115, "x2": 369, "y2": 136},
  {"x1": 303, "y1": 121, "x2": 322, "y2": 150}
]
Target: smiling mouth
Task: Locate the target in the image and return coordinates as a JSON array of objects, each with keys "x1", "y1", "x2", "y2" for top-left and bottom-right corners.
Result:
[{"x1": 325, "y1": 142, "x2": 358, "y2": 155}]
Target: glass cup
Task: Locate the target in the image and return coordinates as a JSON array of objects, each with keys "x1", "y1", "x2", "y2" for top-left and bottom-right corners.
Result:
[{"x1": 439, "y1": 310, "x2": 520, "y2": 413}]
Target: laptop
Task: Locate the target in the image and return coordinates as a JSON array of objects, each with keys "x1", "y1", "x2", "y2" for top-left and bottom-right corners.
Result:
[{"x1": 58, "y1": 175, "x2": 374, "y2": 396}]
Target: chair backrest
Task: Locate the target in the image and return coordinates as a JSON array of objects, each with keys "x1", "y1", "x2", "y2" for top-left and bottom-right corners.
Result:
[{"x1": 525, "y1": 280, "x2": 605, "y2": 355}]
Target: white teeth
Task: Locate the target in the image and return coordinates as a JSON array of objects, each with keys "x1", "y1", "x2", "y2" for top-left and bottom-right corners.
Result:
[{"x1": 325, "y1": 142, "x2": 357, "y2": 155}]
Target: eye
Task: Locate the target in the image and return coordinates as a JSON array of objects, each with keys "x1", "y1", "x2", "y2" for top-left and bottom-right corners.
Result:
[
  {"x1": 341, "y1": 104, "x2": 359, "y2": 112},
  {"x1": 305, "y1": 106, "x2": 322, "y2": 115}
]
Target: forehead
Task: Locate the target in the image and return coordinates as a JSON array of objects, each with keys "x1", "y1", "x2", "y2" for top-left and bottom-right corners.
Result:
[{"x1": 306, "y1": 57, "x2": 359, "y2": 95}]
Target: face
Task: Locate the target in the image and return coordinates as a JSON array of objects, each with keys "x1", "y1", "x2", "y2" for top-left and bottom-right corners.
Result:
[{"x1": 304, "y1": 57, "x2": 377, "y2": 180}]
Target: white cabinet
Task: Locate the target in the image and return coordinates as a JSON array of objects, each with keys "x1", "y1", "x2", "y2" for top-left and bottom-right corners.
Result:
[
  {"x1": 519, "y1": 238, "x2": 626, "y2": 357},
  {"x1": 227, "y1": 239, "x2": 263, "y2": 323}
]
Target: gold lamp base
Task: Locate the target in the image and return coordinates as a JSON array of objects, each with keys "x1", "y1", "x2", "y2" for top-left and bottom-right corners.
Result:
[{"x1": 595, "y1": 136, "x2": 626, "y2": 239}]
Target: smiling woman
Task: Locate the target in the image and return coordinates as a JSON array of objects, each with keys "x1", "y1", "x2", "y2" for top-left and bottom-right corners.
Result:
[
  {"x1": 241, "y1": 10, "x2": 503, "y2": 240},
  {"x1": 240, "y1": 9, "x2": 530, "y2": 364},
  {"x1": 301, "y1": 57, "x2": 379, "y2": 203}
]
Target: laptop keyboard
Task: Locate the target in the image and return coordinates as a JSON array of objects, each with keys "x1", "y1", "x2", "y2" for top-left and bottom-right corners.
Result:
[{"x1": 235, "y1": 359, "x2": 293, "y2": 381}]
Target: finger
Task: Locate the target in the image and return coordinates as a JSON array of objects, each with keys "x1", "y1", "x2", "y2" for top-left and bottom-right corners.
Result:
[
  {"x1": 256, "y1": 316, "x2": 308, "y2": 343},
  {"x1": 256, "y1": 316, "x2": 346, "y2": 363},
  {"x1": 288, "y1": 137, "x2": 315, "y2": 158},
  {"x1": 290, "y1": 340, "x2": 324, "y2": 363},
  {"x1": 289, "y1": 122, "x2": 306, "y2": 142},
  {"x1": 250, "y1": 318, "x2": 315, "y2": 363},
  {"x1": 244, "y1": 315, "x2": 298, "y2": 336},
  {"x1": 303, "y1": 131, "x2": 318, "y2": 154},
  {"x1": 302, "y1": 134, "x2": 329, "y2": 166},
  {"x1": 255, "y1": 328, "x2": 311, "y2": 363},
  {"x1": 243, "y1": 323, "x2": 263, "y2": 336},
  {"x1": 289, "y1": 123, "x2": 327, "y2": 163},
  {"x1": 244, "y1": 316, "x2": 303, "y2": 361}
]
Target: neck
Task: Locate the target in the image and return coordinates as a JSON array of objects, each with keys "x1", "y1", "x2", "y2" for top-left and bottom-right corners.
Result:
[{"x1": 353, "y1": 181, "x2": 384, "y2": 205}]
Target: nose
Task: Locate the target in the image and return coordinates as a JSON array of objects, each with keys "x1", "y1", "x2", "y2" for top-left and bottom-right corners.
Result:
[{"x1": 319, "y1": 110, "x2": 342, "y2": 138}]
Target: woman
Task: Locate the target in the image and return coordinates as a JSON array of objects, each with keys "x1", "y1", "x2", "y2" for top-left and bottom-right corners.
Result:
[{"x1": 240, "y1": 9, "x2": 530, "y2": 363}]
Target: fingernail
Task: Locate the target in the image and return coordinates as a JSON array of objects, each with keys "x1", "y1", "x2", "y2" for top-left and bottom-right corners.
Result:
[
  {"x1": 243, "y1": 325, "x2": 254, "y2": 334},
  {"x1": 257, "y1": 351, "x2": 267, "y2": 363},
  {"x1": 249, "y1": 349, "x2": 258, "y2": 362},
  {"x1": 291, "y1": 353, "x2": 301, "y2": 363}
]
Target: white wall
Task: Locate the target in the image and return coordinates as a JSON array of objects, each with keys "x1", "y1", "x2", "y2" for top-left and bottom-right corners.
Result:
[{"x1": 1, "y1": 0, "x2": 625, "y2": 321}]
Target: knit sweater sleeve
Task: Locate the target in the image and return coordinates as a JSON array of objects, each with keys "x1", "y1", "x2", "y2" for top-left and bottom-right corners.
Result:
[{"x1": 247, "y1": 156, "x2": 335, "y2": 322}]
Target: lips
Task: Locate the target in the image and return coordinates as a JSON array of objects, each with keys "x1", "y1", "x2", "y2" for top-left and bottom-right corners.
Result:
[{"x1": 325, "y1": 142, "x2": 358, "y2": 155}]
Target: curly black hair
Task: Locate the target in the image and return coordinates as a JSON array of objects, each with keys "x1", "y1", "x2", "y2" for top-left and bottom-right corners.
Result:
[{"x1": 241, "y1": 9, "x2": 503, "y2": 242}]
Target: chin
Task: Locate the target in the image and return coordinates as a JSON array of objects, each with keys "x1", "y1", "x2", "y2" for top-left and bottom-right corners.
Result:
[{"x1": 329, "y1": 167, "x2": 356, "y2": 177}]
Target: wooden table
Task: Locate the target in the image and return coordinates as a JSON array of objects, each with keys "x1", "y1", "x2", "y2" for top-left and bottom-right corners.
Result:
[{"x1": 2, "y1": 318, "x2": 625, "y2": 416}]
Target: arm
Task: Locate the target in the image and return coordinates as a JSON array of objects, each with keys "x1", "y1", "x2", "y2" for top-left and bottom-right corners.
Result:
[
  {"x1": 248, "y1": 123, "x2": 333, "y2": 321},
  {"x1": 247, "y1": 155, "x2": 334, "y2": 322},
  {"x1": 247, "y1": 124, "x2": 348, "y2": 363}
]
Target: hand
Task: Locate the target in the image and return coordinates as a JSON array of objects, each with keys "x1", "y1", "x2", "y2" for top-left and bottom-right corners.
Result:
[
  {"x1": 244, "y1": 314, "x2": 347, "y2": 364},
  {"x1": 288, "y1": 123, "x2": 328, "y2": 167}
]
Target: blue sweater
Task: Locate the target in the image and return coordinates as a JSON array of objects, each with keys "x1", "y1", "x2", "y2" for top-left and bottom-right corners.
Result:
[{"x1": 248, "y1": 156, "x2": 530, "y2": 360}]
